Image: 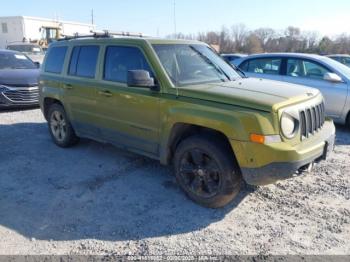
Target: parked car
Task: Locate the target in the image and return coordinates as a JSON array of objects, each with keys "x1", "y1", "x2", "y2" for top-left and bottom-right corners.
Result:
[
  {"x1": 327, "y1": 54, "x2": 350, "y2": 67},
  {"x1": 6, "y1": 43, "x2": 45, "y2": 64},
  {"x1": 221, "y1": 53, "x2": 247, "y2": 65},
  {"x1": 39, "y1": 34, "x2": 335, "y2": 208},
  {"x1": 0, "y1": 49, "x2": 40, "y2": 107},
  {"x1": 236, "y1": 53, "x2": 350, "y2": 127}
]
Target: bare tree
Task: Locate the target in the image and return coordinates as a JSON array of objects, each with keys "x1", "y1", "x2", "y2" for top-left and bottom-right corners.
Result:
[
  {"x1": 219, "y1": 26, "x2": 235, "y2": 53},
  {"x1": 303, "y1": 31, "x2": 320, "y2": 52},
  {"x1": 231, "y1": 24, "x2": 248, "y2": 52},
  {"x1": 243, "y1": 34, "x2": 263, "y2": 54},
  {"x1": 319, "y1": 36, "x2": 333, "y2": 54},
  {"x1": 166, "y1": 23, "x2": 350, "y2": 55},
  {"x1": 254, "y1": 28, "x2": 275, "y2": 52}
]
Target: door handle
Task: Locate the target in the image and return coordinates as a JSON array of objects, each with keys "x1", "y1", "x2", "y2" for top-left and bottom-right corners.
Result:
[
  {"x1": 98, "y1": 90, "x2": 112, "y2": 97},
  {"x1": 63, "y1": 84, "x2": 73, "y2": 90}
]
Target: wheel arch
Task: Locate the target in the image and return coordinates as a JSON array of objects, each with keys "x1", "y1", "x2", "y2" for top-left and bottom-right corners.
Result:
[
  {"x1": 346, "y1": 110, "x2": 350, "y2": 128},
  {"x1": 43, "y1": 97, "x2": 63, "y2": 120},
  {"x1": 161, "y1": 122, "x2": 240, "y2": 170}
]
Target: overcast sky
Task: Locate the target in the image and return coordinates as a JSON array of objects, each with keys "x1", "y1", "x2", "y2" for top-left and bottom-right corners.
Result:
[{"x1": 1, "y1": 0, "x2": 349, "y2": 37}]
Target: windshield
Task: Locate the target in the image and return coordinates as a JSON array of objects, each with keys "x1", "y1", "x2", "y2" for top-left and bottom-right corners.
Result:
[
  {"x1": 7, "y1": 45, "x2": 44, "y2": 55},
  {"x1": 0, "y1": 53, "x2": 37, "y2": 70},
  {"x1": 321, "y1": 56, "x2": 350, "y2": 78},
  {"x1": 152, "y1": 44, "x2": 241, "y2": 86}
]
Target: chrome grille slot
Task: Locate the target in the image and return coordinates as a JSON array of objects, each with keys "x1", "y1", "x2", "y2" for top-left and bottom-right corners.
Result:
[
  {"x1": 299, "y1": 101, "x2": 325, "y2": 140},
  {"x1": 300, "y1": 111, "x2": 307, "y2": 138},
  {"x1": 2, "y1": 87, "x2": 39, "y2": 103},
  {"x1": 306, "y1": 109, "x2": 312, "y2": 135}
]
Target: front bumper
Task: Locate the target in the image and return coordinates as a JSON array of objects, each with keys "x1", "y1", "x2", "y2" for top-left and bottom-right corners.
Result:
[
  {"x1": 0, "y1": 86, "x2": 39, "y2": 107},
  {"x1": 231, "y1": 120, "x2": 336, "y2": 186}
]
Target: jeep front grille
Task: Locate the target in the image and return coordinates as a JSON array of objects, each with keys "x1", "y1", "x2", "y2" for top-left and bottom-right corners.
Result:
[{"x1": 299, "y1": 101, "x2": 325, "y2": 139}]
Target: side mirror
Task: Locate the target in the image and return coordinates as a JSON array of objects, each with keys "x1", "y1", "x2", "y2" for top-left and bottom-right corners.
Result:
[
  {"x1": 127, "y1": 70, "x2": 158, "y2": 90},
  {"x1": 324, "y1": 72, "x2": 342, "y2": 83},
  {"x1": 34, "y1": 62, "x2": 41, "y2": 68}
]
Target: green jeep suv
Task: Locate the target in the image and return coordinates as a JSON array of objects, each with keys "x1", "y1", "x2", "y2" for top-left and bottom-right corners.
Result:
[{"x1": 39, "y1": 33, "x2": 335, "y2": 208}]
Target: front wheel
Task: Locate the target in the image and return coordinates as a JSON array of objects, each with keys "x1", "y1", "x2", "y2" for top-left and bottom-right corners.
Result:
[
  {"x1": 174, "y1": 135, "x2": 242, "y2": 208},
  {"x1": 47, "y1": 103, "x2": 79, "y2": 148}
]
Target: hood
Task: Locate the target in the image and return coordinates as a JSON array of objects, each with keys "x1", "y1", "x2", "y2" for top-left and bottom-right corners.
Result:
[
  {"x1": 177, "y1": 78, "x2": 320, "y2": 112},
  {"x1": 0, "y1": 69, "x2": 40, "y2": 86}
]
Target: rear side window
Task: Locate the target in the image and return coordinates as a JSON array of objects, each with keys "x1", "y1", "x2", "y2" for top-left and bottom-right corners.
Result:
[
  {"x1": 241, "y1": 58, "x2": 282, "y2": 75},
  {"x1": 103, "y1": 46, "x2": 152, "y2": 83},
  {"x1": 45, "y1": 46, "x2": 67, "y2": 74},
  {"x1": 68, "y1": 46, "x2": 99, "y2": 78}
]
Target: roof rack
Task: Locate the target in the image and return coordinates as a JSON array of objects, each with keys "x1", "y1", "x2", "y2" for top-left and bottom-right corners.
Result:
[
  {"x1": 104, "y1": 30, "x2": 147, "y2": 37},
  {"x1": 57, "y1": 30, "x2": 147, "y2": 41}
]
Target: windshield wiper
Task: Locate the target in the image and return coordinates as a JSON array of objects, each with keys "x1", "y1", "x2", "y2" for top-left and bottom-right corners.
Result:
[
  {"x1": 230, "y1": 64, "x2": 247, "y2": 78},
  {"x1": 189, "y1": 46, "x2": 230, "y2": 82}
]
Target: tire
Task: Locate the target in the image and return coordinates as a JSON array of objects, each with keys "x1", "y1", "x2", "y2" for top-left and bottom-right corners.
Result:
[
  {"x1": 174, "y1": 135, "x2": 242, "y2": 208},
  {"x1": 47, "y1": 103, "x2": 79, "y2": 148},
  {"x1": 347, "y1": 112, "x2": 350, "y2": 130}
]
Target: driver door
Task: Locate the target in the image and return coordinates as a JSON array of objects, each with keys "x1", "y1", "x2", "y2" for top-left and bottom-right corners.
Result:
[
  {"x1": 94, "y1": 45, "x2": 160, "y2": 157},
  {"x1": 283, "y1": 58, "x2": 348, "y2": 119}
]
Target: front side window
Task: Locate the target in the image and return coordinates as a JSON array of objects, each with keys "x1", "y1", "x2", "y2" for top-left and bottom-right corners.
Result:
[
  {"x1": 68, "y1": 46, "x2": 99, "y2": 78},
  {"x1": 45, "y1": 46, "x2": 67, "y2": 74},
  {"x1": 152, "y1": 44, "x2": 241, "y2": 86},
  {"x1": 104, "y1": 46, "x2": 153, "y2": 83},
  {"x1": 242, "y1": 58, "x2": 282, "y2": 75},
  {"x1": 0, "y1": 52, "x2": 36, "y2": 70},
  {"x1": 287, "y1": 59, "x2": 330, "y2": 80}
]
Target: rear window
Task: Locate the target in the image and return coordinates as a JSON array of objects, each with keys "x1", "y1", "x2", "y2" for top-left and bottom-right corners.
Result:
[
  {"x1": 240, "y1": 58, "x2": 282, "y2": 75},
  {"x1": 45, "y1": 46, "x2": 68, "y2": 74},
  {"x1": 68, "y1": 45, "x2": 99, "y2": 78}
]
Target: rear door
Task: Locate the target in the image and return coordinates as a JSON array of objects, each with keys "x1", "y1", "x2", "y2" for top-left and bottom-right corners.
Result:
[
  {"x1": 94, "y1": 45, "x2": 160, "y2": 157},
  {"x1": 239, "y1": 57, "x2": 284, "y2": 81},
  {"x1": 63, "y1": 45, "x2": 102, "y2": 137},
  {"x1": 282, "y1": 58, "x2": 348, "y2": 119}
]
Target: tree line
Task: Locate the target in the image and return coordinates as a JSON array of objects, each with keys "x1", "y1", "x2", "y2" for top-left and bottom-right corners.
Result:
[{"x1": 168, "y1": 24, "x2": 350, "y2": 55}]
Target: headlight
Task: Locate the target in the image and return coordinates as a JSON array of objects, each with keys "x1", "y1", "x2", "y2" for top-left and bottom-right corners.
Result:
[
  {"x1": 0, "y1": 85, "x2": 8, "y2": 92},
  {"x1": 281, "y1": 113, "x2": 298, "y2": 139},
  {"x1": 0, "y1": 85, "x2": 7, "y2": 92}
]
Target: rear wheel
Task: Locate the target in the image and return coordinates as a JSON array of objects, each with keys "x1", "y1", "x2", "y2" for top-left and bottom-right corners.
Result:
[
  {"x1": 48, "y1": 103, "x2": 79, "y2": 147},
  {"x1": 347, "y1": 112, "x2": 350, "y2": 130},
  {"x1": 174, "y1": 135, "x2": 242, "y2": 208}
]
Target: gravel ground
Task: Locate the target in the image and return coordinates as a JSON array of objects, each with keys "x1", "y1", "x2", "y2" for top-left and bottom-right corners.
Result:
[{"x1": 0, "y1": 108, "x2": 349, "y2": 256}]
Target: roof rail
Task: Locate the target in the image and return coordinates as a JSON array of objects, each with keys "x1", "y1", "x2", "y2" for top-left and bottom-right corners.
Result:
[
  {"x1": 103, "y1": 30, "x2": 147, "y2": 38},
  {"x1": 57, "y1": 30, "x2": 147, "y2": 41},
  {"x1": 57, "y1": 32, "x2": 108, "y2": 41}
]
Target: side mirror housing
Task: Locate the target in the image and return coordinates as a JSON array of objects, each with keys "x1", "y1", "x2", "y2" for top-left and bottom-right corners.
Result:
[
  {"x1": 127, "y1": 70, "x2": 158, "y2": 90},
  {"x1": 324, "y1": 72, "x2": 342, "y2": 83}
]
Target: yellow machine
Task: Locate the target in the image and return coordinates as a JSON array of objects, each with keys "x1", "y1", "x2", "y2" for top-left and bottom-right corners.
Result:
[{"x1": 33, "y1": 26, "x2": 62, "y2": 49}]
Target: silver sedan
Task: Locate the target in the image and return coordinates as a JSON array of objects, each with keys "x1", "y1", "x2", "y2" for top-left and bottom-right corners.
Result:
[{"x1": 236, "y1": 53, "x2": 350, "y2": 127}]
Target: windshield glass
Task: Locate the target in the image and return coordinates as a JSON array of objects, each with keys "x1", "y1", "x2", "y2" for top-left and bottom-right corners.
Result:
[
  {"x1": 7, "y1": 45, "x2": 44, "y2": 55},
  {"x1": 0, "y1": 52, "x2": 36, "y2": 70},
  {"x1": 321, "y1": 56, "x2": 350, "y2": 78},
  {"x1": 152, "y1": 44, "x2": 241, "y2": 86}
]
